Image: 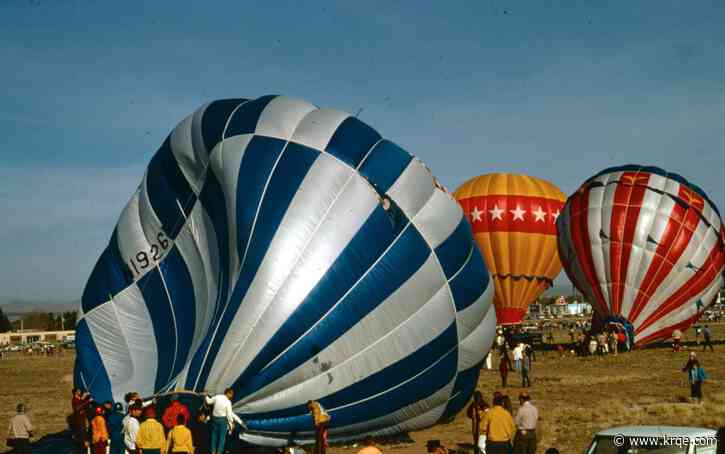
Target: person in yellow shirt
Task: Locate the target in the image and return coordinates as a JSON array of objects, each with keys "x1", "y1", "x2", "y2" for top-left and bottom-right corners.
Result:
[
  {"x1": 135, "y1": 406, "x2": 167, "y2": 454},
  {"x1": 307, "y1": 400, "x2": 330, "y2": 454},
  {"x1": 480, "y1": 395, "x2": 515, "y2": 454},
  {"x1": 167, "y1": 414, "x2": 194, "y2": 453},
  {"x1": 466, "y1": 391, "x2": 488, "y2": 454},
  {"x1": 91, "y1": 406, "x2": 109, "y2": 454}
]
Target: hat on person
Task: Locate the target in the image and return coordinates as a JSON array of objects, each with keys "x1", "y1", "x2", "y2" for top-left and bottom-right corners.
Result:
[
  {"x1": 95, "y1": 406, "x2": 104, "y2": 415},
  {"x1": 143, "y1": 405, "x2": 157, "y2": 418}
]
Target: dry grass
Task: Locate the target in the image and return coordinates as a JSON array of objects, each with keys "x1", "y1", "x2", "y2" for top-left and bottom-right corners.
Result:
[{"x1": 1, "y1": 324, "x2": 723, "y2": 454}]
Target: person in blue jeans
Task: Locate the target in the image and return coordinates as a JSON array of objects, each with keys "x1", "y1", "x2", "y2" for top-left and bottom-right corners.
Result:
[{"x1": 205, "y1": 388, "x2": 245, "y2": 454}]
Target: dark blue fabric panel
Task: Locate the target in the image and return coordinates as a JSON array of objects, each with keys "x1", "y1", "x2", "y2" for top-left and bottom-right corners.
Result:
[
  {"x1": 229, "y1": 204, "x2": 404, "y2": 397},
  {"x1": 232, "y1": 225, "x2": 431, "y2": 399},
  {"x1": 201, "y1": 99, "x2": 247, "y2": 152},
  {"x1": 184, "y1": 171, "x2": 231, "y2": 390},
  {"x1": 74, "y1": 319, "x2": 113, "y2": 402},
  {"x1": 225, "y1": 95, "x2": 277, "y2": 137},
  {"x1": 325, "y1": 117, "x2": 382, "y2": 168},
  {"x1": 194, "y1": 143, "x2": 320, "y2": 391},
  {"x1": 138, "y1": 268, "x2": 176, "y2": 392},
  {"x1": 434, "y1": 217, "x2": 474, "y2": 279},
  {"x1": 358, "y1": 140, "x2": 412, "y2": 195},
  {"x1": 235, "y1": 136, "x2": 287, "y2": 263},
  {"x1": 440, "y1": 362, "x2": 482, "y2": 421},
  {"x1": 244, "y1": 342, "x2": 457, "y2": 432},
  {"x1": 244, "y1": 323, "x2": 458, "y2": 421},
  {"x1": 146, "y1": 137, "x2": 197, "y2": 238},
  {"x1": 158, "y1": 247, "x2": 197, "y2": 379},
  {"x1": 448, "y1": 246, "x2": 489, "y2": 311},
  {"x1": 82, "y1": 229, "x2": 133, "y2": 313}
]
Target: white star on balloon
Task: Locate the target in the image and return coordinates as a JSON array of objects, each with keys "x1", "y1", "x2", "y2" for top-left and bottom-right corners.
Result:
[
  {"x1": 510, "y1": 205, "x2": 526, "y2": 221},
  {"x1": 533, "y1": 206, "x2": 546, "y2": 223},
  {"x1": 470, "y1": 206, "x2": 483, "y2": 222},
  {"x1": 551, "y1": 209, "x2": 560, "y2": 221},
  {"x1": 489, "y1": 204, "x2": 504, "y2": 221}
]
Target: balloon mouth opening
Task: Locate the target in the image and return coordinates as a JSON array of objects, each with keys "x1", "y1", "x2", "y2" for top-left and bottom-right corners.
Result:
[{"x1": 495, "y1": 307, "x2": 527, "y2": 325}]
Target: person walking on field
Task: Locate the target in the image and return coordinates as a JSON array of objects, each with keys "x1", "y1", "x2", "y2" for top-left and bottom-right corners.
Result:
[
  {"x1": 205, "y1": 388, "x2": 245, "y2": 454},
  {"x1": 7, "y1": 403, "x2": 33, "y2": 454},
  {"x1": 513, "y1": 392, "x2": 539, "y2": 454},
  {"x1": 499, "y1": 348, "x2": 512, "y2": 387},
  {"x1": 512, "y1": 343, "x2": 523, "y2": 370},
  {"x1": 466, "y1": 391, "x2": 489, "y2": 454},
  {"x1": 702, "y1": 325, "x2": 714, "y2": 352},
  {"x1": 480, "y1": 395, "x2": 515, "y2": 454}
]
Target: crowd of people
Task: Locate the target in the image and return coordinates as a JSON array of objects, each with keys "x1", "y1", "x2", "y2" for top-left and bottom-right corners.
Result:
[
  {"x1": 464, "y1": 390, "x2": 543, "y2": 454},
  {"x1": 62, "y1": 387, "x2": 335, "y2": 454},
  {"x1": 493, "y1": 330, "x2": 535, "y2": 389}
]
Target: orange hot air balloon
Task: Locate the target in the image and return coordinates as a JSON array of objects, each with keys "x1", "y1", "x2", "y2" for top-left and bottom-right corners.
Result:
[{"x1": 454, "y1": 174, "x2": 566, "y2": 325}]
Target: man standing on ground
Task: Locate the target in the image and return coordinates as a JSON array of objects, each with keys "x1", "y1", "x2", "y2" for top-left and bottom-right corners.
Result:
[
  {"x1": 480, "y1": 395, "x2": 515, "y2": 454},
  {"x1": 122, "y1": 403, "x2": 142, "y2": 454},
  {"x1": 702, "y1": 325, "x2": 714, "y2": 352},
  {"x1": 205, "y1": 388, "x2": 245, "y2": 454},
  {"x1": 7, "y1": 403, "x2": 33, "y2": 454},
  {"x1": 135, "y1": 406, "x2": 166, "y2": 454},
  {"x1": 513, "y1": 392, "x2": 539, "y2": 454}
]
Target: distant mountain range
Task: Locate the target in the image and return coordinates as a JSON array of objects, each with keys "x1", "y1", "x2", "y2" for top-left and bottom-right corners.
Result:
[{"x1": 0, "y1": 299, "x2": 79, "y2": 317}]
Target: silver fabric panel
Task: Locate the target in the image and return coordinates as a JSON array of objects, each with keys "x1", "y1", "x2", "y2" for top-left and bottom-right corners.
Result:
[
  {"x1": 457, "y1": 290, "x2": 496, "y2": 371},
  {"x1": 169, "y1": 113, "x2": 204, "y2": 195},
  {"x1": 329, "y1": 379, "x2": 455, "y2": 439},
  {"x1": 171, "y1": 202, "x2": 220, "y2": 387},
  {"x1": 386, "y1": 158, "x2": 435, "y2": 220},
  {"x1": 412, "y1": 189, "x2": 463, "y2": 250},
  {"x1": 238, "y1": 253, "x2": 450, "y2": 412},
  {"x1": 255, "y1": 97, "x2": 318, "y2": 141},
  {"x1": 210, "y1": 157, "x2": 375, "y2": 388},
  {"x1": 116, "y1": 191, "x2": 154, "y2": 270},
  {"x1": 282, "y1": 108, "x2": 348, "y2": 151},
  {"x1": 108, "y1": 284, "x2": 158, "y2": 399},
  {"x1": 208, "y1": 135, "x2": 252, "y2": 282}
]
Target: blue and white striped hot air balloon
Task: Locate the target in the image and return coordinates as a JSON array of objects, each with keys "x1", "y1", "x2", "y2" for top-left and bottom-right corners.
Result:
[{"x1": 75, "y1": 95, "x2": 496, "y2": 445}]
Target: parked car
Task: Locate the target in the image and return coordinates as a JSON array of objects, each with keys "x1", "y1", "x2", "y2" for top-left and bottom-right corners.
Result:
[{"x1": 585, "y1": 426, "x2": 718, "y2": 454}]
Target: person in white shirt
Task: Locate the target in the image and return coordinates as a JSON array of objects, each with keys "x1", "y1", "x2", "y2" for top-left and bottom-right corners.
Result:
[
  {"x1": 121, "y1": 403, "x2": 142, "y2": 454},
  {"x1": 512, "y1": 343, "x2": 524, "y2": 370},
  {"x1": 205, "y1": 387, "x2": 245, "y2": 454}
]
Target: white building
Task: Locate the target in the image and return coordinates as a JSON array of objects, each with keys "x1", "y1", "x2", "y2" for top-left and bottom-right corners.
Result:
[{"x1": 0, "y1": 330, "x2": 75, "y2": 345}]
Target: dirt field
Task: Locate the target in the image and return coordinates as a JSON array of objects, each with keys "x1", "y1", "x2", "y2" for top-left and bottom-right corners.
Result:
[{"x1": 1, "y1": 323, "x2": 723, "y2": 454}]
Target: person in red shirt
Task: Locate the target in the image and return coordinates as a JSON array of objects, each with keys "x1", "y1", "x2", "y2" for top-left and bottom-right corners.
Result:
[{"x1": 71, "y1": 388, "x2": 92, "y2": 454}]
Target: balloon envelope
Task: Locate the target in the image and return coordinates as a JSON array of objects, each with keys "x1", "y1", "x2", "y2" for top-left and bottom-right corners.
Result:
[
  {"x1": 557, "y1": 165, "x2": 725, "y2": 346},
  {"x1": 454, "y1": 173, "x2": 566, "y2": 325},
  {"x1": 75, "y1": 96, "x2": 495, "y2": 445}
]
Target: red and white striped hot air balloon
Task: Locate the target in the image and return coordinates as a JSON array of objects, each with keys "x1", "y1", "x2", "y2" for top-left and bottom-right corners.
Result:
[{"x1": 557, "y1": 165, "x2": 725, "y2": 347}]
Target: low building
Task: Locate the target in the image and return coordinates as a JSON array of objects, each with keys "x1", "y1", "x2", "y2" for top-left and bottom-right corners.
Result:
[{"x1": 0, "y1": 330, "x2": 76, "y2": 345}]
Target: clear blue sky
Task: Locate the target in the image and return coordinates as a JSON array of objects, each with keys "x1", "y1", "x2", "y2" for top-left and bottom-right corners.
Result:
[{"x1": 1, "y1": 0, "x2": 724, "y2": 303}]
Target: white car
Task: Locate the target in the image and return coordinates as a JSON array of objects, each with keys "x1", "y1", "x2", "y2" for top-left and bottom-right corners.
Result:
[{"x1": 585, "y1": 426, "x2": 718, "y2": 454}]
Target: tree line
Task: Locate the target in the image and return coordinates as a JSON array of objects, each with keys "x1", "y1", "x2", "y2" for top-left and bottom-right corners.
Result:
[{"x1": 0, "y1": 308, "x2": 77, "y2": 333}]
